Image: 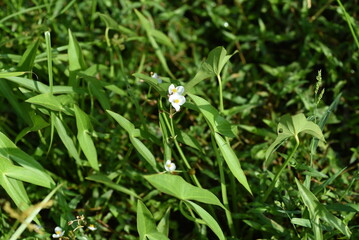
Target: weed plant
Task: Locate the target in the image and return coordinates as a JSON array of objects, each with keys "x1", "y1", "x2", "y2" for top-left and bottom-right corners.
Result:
[{"x1": 0, "y1": 0, "x2": 358, "y2": 239}]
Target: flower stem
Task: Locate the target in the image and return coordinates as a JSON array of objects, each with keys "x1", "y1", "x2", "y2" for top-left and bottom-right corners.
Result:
[
  {"x1": 159, "y1": 99, "x2": 202, "y2": 188},
  {"x1": 262, "y1": 136, "x2": 300, "y2": 202}
]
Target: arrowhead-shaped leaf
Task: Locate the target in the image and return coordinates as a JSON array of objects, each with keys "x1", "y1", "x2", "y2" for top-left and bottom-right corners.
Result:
[
  {"x1": 266, "y1": 113, "x2": 325, "y2": 160},
  {"x1": 144, "y1": 174, "x2": 225, "y2": 209}
]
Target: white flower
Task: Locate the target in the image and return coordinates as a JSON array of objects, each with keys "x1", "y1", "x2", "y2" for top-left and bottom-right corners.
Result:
[
  {"x1": 52, "y1": 226, "x2": 65, "y2": 238},
  {"x1": 169, "y1": 93, "x2": 186, "y2": 112},
  {"x1": 164, "y1": 160, "x2": 176, "y2": 173},
  {"x1": 168, "y1": 84, "x2": 184, "y2": 95},
  {"x1": 151, "y1": 72, "x2": 162, "y2": 83},
  {"x1": 88, "y1": 224, "x2": 97, "y2": 231}
]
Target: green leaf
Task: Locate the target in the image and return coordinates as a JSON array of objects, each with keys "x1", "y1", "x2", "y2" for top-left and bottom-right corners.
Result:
[
  {"x1": 86, "y1": 174, "x2": 139, "y2": 198},
  {"x1": 5, "y1": 164, "x2": 52, "y2": 188},
  {"x1": 137, "y1": 200, "x2": 170, "y2": 240},
  {"x1": 68, "y1": 29, "x2": 86, "y2": 71},
  {"x1": 0, "y1": 174, "x2": 31, "y2": 212},
  {"x1": 0, "y1": 132, "x2": 55, "y2": 187},
  {"x1": 266, "y1": 113, "x2": 325, "y2": 160},
  {"x1": 206, "y1": 46, "x2": 237, "y2": 76},
  {"x1": 0, "y1": 72, "x2": 26, "y2": 78},
  {"x1": 132, "y1": 73, "x2": 167, "y2": 96},
  {"x1": 17, "y1": 39, "x2": 40, "y2": 71},
  {"x1": 184, "y1": 62, "x2": 214, "y2": 93},
  {"x1": 129, "y1": 136, "x2": 158, "y2": 171},
  {"x1": 15, "y1": 112, "x2": 49, "y2": 143},
  {"x1": 214, "y1": 133, "x2": 252, "y2": 195},
  {"x1": 185, "y1": 201, "x2": 225, "y2": 240},
  {"x1": 4, "y1": 76, "x2": 49, "y2": 93},
  {"x1": 144, "y1": 174, "x2": 225, "y2": 209},
  {"x1": 157, "y1": 207, "x2": 171, "y2": 237},
  {"x1": 188, "y1": 94, "x2": 235, "y2": 138},
  {"x1": 97, "y1": 12, "x2": 136, "y2": 36},
  {"x1": 26, "y1": 93, "x2": 64, "y2": 112},
  {"x1": 54, "y1": 115, "x2": 82, "y2": 165},
  {"x1": 74, "y1": 105, "x2": 99, "y2": 171},
  {"x1": 295, "y1": 178, "x2": 351, "y2": 238},
  {"x1": 106, "y1": 110, "x2": 135, "y2": 134}
]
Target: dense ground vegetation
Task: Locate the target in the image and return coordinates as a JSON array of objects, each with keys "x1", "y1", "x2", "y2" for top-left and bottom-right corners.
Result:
[{"x1": 0, "y1": 0, "x2": 358, "y2": 239}]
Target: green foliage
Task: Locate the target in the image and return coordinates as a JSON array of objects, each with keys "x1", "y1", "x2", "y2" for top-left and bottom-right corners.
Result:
[{"x1": 0, "y1": 0, "x2": 358, "y2": 239}]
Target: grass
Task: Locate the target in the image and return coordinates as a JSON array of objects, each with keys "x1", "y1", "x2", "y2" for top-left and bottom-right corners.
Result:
[{"x1": 0, "y1": 0, "x2": 358, "y2": 239}]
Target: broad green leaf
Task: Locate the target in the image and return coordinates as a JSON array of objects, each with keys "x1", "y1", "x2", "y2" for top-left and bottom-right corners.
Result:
[
  {"x1": 86, "y1": 174, "x2": 139, "y2": 198},
  {"x1": 291, "y1": 218, "x2": 311, "y2": 228},
  {"x1": 106, "y1": 110, "x2": 135, "y2": 133},
  {"x1": 5, "y1": 76, "x2": 49, "y2": 93},
  {"x1": 54, "y1": 116, "x2": 82, "y2": 165},
  {"x1": 74, "y1": 105, "x2": 99, "y2": 171},
  {"x1": 184, "y1": 62, "x2": 214, "y2": 93},
  {"x1": 0, "y1": 174, "x2": 31, "y2": 212},
  {"x1": 137, "y1": 200, "x2": 170, "y2": 240},
  {"x1": 189, "y1": 94, "x2": 235, "y2": 138},
  {"x1": 17, "y1": 39, "x2": 40, "y2": 71},
  {"x1": 0, "y1": 72, "x2": 26, "y2": 78},
  {"x1": 129, "y1": 136, "x2": 158, "y2": 171},
  {"x1": 266, "y1": 113, "x2": 325, "y2": 160},
  {"x1": 5, "y1": 164, "x2": 52, "y2": 188},
  {"x1": 68, "y1": 29, "x2": 86, "y2": 71},
  {"x1": 185, "y1": 201, "x2": 225, "y2": 240},
  {"x1": 214, "y1": 133, "x2": 252, "y2": 195},
  {"x1": 206, "y1": 46, "x2": 237, "y2": 75},
  {"x1": 295, "y1": 178, "x2": 351, "y2": 238},
  {"x1": 26, "y1": 93, "x2": 63, "y2": 112},
  {"x1": 0, "y1": 132, "x2": 55, "y2": 187},
  {"x1": 144, "y1": 174, "x2": 225, "y2": 209}
]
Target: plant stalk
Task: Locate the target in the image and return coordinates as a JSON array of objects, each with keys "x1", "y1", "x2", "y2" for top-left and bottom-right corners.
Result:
[{"x1": 262, "y1": 136, "x2": 300, "y2": 202}]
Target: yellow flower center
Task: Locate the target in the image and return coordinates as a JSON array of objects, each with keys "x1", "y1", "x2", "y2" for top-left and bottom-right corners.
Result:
[
  {"x1": 172, "y1": 89, "x2": 177, "y2": 93},
  {"x1": 174, "y1": 99, "x2": 179, "y2": 103},
  {"x1": 56, "y1": 230, "x2": 61, "y2": 234}
]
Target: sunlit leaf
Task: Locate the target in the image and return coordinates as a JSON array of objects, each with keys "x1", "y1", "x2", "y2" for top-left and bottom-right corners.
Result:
[
  {"x1": 214, "y1": 133, "x2": 252, "y2": 195},
  {"x1": 189, "y1": 94, "x2": 235, "y2": 138},
  {"x1": 266, "y1": 113, "x2": 325, "y2": 160},
  {"x1": 144, "y1": 174, "x2": 225, "y2": 209},
  {"x1": 74, "y1": 105, "x2": 99, "y2": 171}
]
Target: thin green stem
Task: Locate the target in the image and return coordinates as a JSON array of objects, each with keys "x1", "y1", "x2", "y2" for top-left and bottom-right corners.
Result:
[
  {"x1": 159, "y1": 99, "x2": 202, "y2": 187},
  {"x1": 45, "y1": 31, "x2": 53, "y2": 94},
  {"x1": 217, "y1": 74, "x2": 224, "y2": 112},
  {"x1": 262, "y1": 137, "x2": 300, "y2": 202},
  {"x1": 211, "y1": 134, "x2": 235, "y2": 237}
]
